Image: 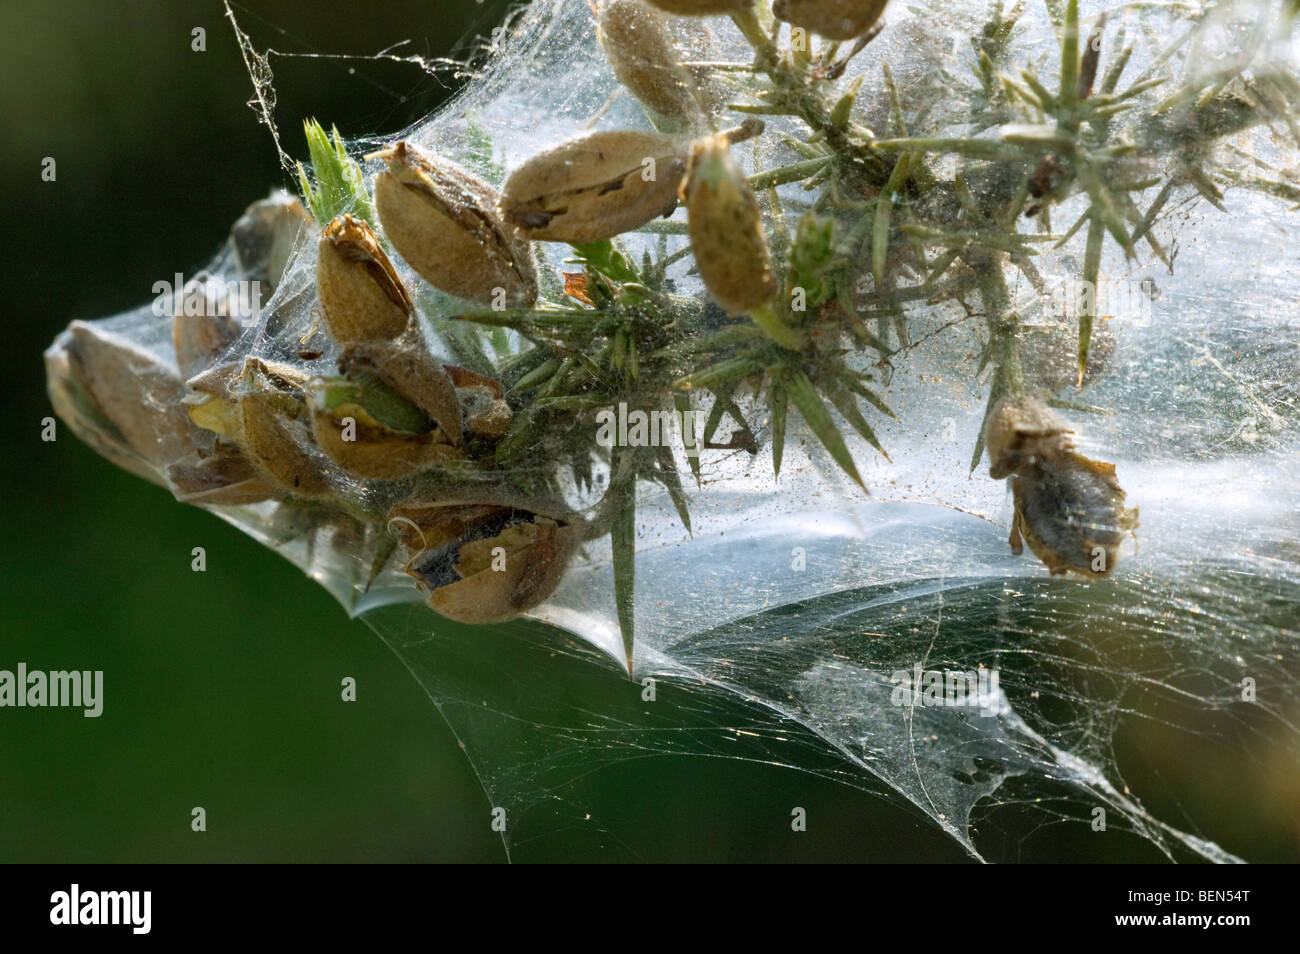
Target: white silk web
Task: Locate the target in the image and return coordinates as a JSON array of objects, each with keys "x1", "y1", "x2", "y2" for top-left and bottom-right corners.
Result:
[{"x1": 58, "y1": 0, "x2": 1300, "y2": 860}]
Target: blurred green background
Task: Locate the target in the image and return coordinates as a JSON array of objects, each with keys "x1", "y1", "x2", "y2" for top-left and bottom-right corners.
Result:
[{"x1": 1, "y1": 0, "x2": 1294, "y2": 863}]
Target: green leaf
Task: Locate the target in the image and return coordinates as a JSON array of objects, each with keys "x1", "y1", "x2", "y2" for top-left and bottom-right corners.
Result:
[
  {"x1": 297, "y1": 119, "x2": 374, "y2": 226},
  {"x1": 1059, "y1": 0, "x2": 1081, "y2": 113},
  {"x1": 610, "y1": 453, "x2": 638, "y2": 675},
  {"x1": 569, "y1": 240, "x2": 641, "y2": 285},
  {"x1": 463, "y1": 115, "x2": 504, "y2": 182},
  {"x1": 786, "y1": 369, "x2": 865, "y2": 489},
  {"x1": 770, "y1": 374, "x2": 788, "y2": 481},
  {"x1": 513, "y1": 356, "x2": 561, "y2": 392},
  {"x1": 1100, "y1": 43, "x2": 1133, "y2": 97},
  {"x1": 674, "y1": 391, "x2": 702, "y2": 485},
  {"x1": 702, "y1": 386, "x2": 732, "y2": 447},
  {"x1": 677, "y1": 355, "x2": 766, "y2": 392},
  {"x1": 839, "y1": 373, "x2": 897, "y2": 421},
  {"x1": 1078, "y1": 212, "x2": 1104, "y2": 386},
  {"x1": 831, "y1": 75, "x2": 866, "y2": 130},
  {"x1": 435, "y1": 316, "x2": 495, "y2": 376},
  {"x1": 822, "y1": 378, "x2": 890, "y2": 461},
  {"x1": 654, "y1": 443, "x2": 692, "y2": 535},
  {"x1": 873, "y1": 153, "x2": 912, "y2": 285}
]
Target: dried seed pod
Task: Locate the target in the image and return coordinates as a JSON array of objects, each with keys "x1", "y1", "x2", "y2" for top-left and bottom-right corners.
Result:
[
  {"x1": 44, "y1": 336, "x2": 171, "y2": 487},
  {"x1": 339, "y1": 341, "x2": 464, "y2": 447},
  {"x1": 166, "y1": 441, "x2": 280, "y2": 506},
  {"x1": 311, "y1": 404, "x2": 459, "y2": 481},
  {"x1": 983, "y1": 395, "x2": 1075, "y2": 480},
  {"x1": 501, "y1": 130, "x2": 687, "y2": 243},
  {"x1": 400, "y1": 507, "x2": 576, "y2": 624},
  {"x1": 773, "y1": 0, "x2": 890, "y2": 40},
  {"x1": 370, "y1": 142, "x2": 538, "y2": 307},
  {"x1": 597, "y1": 0, "x2": 709, "y2": 130},
  {"x1": 55, "y1": 321, "x2": 196, "y2": 474},
  {"x1": 240, "y1": 360, "x2": 334, "y2": 498},
  {"x1": 231, "y1": 190, "x2": 310, "y2": 292},
  {"x1": 684, "y1": 133, "x2": 778, "y2": 314},
  {"x1": 643, "y1": 0, "x2": 752, "y2": 13},
  {"x1": 388, "y1": 500, "x2": 514, "y2": 554},
  {"x1": 316, "y1": 214, "x2": 465, "y2": 445},
  {"x1": 200, "y1": 358, "x2": 334, "y2": 500},
  {"x1": 446, "y1": 365, "x2": 513, "y2": 438},
  {"x1": 171, "y1": 274, "x2": 243, "y2": 379},
  {"x1": 316, "y1": 214, "x2": 413, "y2": 344},
  {"x1": 1008, "y1": 454, "x2": 1139, "y2": 578}
]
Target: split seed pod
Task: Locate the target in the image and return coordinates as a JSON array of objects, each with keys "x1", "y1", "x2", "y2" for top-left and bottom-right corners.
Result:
[
  {"x1": 310, "y1": 369, "x2": 459, "y2": 480},
  {"x1": 370, "y1": 142, "x2": 538, "y2": 307},
  {"x1": 44, "y1": 326, "x2": 193, "y2": 487},
  {"x1": 311, "y1": 403, "x2": 459, "y2": 481},
  {"x1": 392, "y1": 502, "x2": 577, "y2": 624},
  {"x1": 316, "y1": 213, "x2": 413, "y2": 344},
  {"x1": 54, "y1": 321, "x2": 196, "y2": 476},
  {"x1": 236, "y1": 359, "x2": 335, "y2": 499},
  {"x1": 316, "y1": 214, "x2": 463, "y2": 445},
  {"x1": 684, "y1": 134, "x2": 778, "y2": 314},
  {"x1": 1008, "y1": 453, "x2": 1140, "y2": 578},
  {"x1": 773, "y1": 0, "x2": 890, "y2": 40},
  {"x1": 597, "y1": 0, "x2": 710, "y2": 130},
  {"x1": 501, "y1": 130, "x2": 687, "y2": 243}
]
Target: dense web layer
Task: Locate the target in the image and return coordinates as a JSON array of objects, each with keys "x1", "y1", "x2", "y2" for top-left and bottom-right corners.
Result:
[{"x1": 49, "y1": 0, "x2": 1300, "y2": 861}]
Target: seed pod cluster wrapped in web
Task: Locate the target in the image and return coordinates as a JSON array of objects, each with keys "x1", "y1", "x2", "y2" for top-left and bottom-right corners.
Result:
[
  {"x1": 46, "y1": 0, "x2": 1300, "y2": 631},
  {"x1": 42, "y1": 0, "x2": 1300, "y2": 861}
]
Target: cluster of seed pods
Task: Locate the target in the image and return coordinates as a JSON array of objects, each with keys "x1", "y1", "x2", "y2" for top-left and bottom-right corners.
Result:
[{"x1": 50, "y1": 0, "x2": 1133, "y2": 628}]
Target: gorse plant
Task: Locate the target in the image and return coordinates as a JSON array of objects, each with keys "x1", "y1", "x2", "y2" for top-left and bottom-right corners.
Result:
[{"x1": 48, "y1": 0, "x2": 1300, "y2": 674}]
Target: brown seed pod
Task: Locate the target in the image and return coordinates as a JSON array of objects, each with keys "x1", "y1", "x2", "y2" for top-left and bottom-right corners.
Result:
[
  {"x1": 338, "y1": 340, "x2": 464, "y2": 447},
  {"x1": 773, "y1": 0, "x2": 890, "y2": 40},
  {"x1": 166, "y1": 441, "x2": 280, "y2": 506},
  {"x1": 236, "y1": 359, "x2": 335, "y2": 499},
  {"x1": 317, "y1": 214, "x2": 465, "y2": 445},
  {"x1": 231, "y1": 190, "x2": 310, "y2": 293},
  {"x1": 44, "y1": 333, "x2": 175, "y2": 487},
  {"x1": 501, "y1": 130, "x2": 687, "y2": 243},
  {"x1": 596, "y1": 0, "x2": 710, "y2": 130},
  {"x1": 59, "y1": 321, "x2": 196, "y2": 474},
  {"x1": 643, "y1": 0, "x2": 752, "y2": 13},
  {"x1": 171, "y1": 274, "x2": 244, "y2": 379},
  {"x1": 388, "y1": 500, "x2": 515, "y2": 554},
  {"x1": 445, "y1": 365, "x2": 513, "y2": 438},
  {"x1": 683, "y1": 134, "x2": 778, "y2": 314},
  {"x1": 316, "y1": 214, "x2": 413, "y2": 344},
  {"x1": 311, "y1": 404, "x2": 459, "y2": 481},
  {"x1": 400, "y1": 507, "x2": 577, "y2": 624},
  {"x1": 370, "y1": 142, "x2": 538, "y2": 307}
]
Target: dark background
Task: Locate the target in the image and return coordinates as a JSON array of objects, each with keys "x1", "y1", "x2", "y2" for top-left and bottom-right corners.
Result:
[{"x1": 1, "y1": 0, "x2": 1293, "y2": 863}]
